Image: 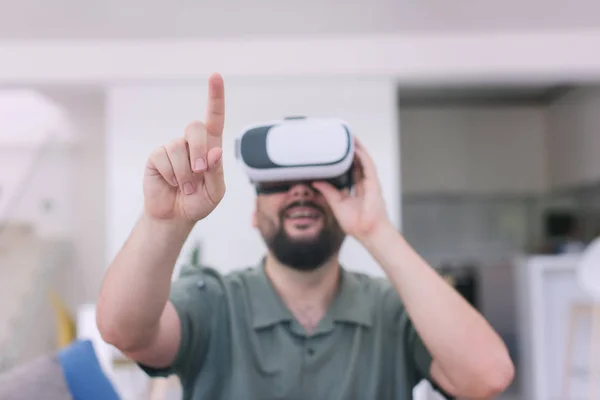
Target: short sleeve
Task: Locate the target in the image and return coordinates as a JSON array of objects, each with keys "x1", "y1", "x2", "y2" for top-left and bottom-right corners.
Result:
[
  {"x1": 138, "y1": 265, "x2": 223, "y2": 381},
  {"x1": 381, "y1": 281, "x2": 433, "y2": 382},
  {"x1": 403, "y1": 321, "x2": 455, "y2": 398},
  {"x1": 382, "y1": 282, "x2": 454, "y2": 398},
  {"x1": 402, "y1": 314, "x2": 433, "y2": 380}
]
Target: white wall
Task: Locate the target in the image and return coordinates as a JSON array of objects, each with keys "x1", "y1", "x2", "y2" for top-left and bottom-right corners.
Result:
[
  {"x1": 0, "y1": 90, "x2": 74, "y2": 237},
  {"x1": 400, "y1": 105, "x2": 548, "y2": 195},
  {"x1": 35, "y1": 88, "x2": 107, "y2": 307},
  {"x1": 0, "y1": 145, "x2": 75, "y2": 238},
  {"x1": 0, "y1": 88, "x2": 106, "y2": 310},
  {"x1": 54, "y1": 89, "x2": 107, "y2": 305},
  {"x1": 546, "y1": 87, "x2": 600, "y2": 189},
  {"x1": 107, "y1": 77, "x2": 399, "y2": 277}
]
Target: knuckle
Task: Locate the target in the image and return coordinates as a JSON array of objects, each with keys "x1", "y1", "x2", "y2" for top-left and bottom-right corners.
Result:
[
  {"x1": 150, "y1": 146, "x2": 166, "y2": 161},
  {"x1": 174, "y1": 137, "x2": 187, "y2": 149},
  {"x1": 185, "y1": 120, "x2": 207, "y2": 140},
  {"x1": 163, "y1": 140, "x2": 175, "y2": 154},
  {"x1": 166, "y1": 138, "x2": 187, "y2": 155}
]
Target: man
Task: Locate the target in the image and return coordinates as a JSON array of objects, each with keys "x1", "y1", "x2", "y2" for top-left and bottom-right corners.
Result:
[{"x1": 97, "y1": 73, "x2": 514, "y2": 400}]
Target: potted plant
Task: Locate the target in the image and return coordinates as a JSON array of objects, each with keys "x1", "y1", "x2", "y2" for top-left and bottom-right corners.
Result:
[{"x1": 189, "y1": 241, "x2": 202, "y2": 267}]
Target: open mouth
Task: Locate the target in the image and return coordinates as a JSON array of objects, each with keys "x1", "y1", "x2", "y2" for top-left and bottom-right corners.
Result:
[
  {"x1": 286, "y1": 207, "x2": 321, "y2": 220},
  {"x1": 283, "y1": 204, "x2": 323, "y2": 228}
]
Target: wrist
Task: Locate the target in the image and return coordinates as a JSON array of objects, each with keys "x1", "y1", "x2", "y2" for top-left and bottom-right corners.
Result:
[
  {"x1": 359, "y1": 218, "x2": 398, "y2": 253},
  {"x1": 360, "y1": 220, "x2": 418, "y2": 278},
  {"x1": 141, "y1": 212, "x2": 196, "y2": 240}
]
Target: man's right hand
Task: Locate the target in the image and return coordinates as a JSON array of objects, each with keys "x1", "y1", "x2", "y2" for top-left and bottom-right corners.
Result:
[{"x1": 143, "y1": 73, "x2": 226, "y2": 223}]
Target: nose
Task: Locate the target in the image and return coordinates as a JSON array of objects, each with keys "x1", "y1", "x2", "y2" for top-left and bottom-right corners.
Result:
[{"x1": 289, "y1": 182, "x2": 317, "y2": 198}]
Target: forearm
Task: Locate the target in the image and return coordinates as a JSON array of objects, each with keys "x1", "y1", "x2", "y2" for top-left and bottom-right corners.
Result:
[
  {"x1": 97, "y1": 213, "x2": 194, "y2": 349},
  {"x1": 362, "y1": 222, "x2": 514, "y2": 396}
]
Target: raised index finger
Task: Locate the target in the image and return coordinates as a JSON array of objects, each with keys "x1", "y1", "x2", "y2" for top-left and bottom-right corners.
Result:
[{"x1": 205, "y1": 73, "x2": 225, "y2": 149}]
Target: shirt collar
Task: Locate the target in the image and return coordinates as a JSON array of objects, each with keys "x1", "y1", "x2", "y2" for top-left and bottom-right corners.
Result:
[
  {"x1": 246, "y1": 259, "x2": 373, "y2": 330},
  {"x1": 246, "y1": 260, "x2": 295, "y2": 330},
  {"x1": 327, "y1": 267, "x2": 373, "y2": 327}
]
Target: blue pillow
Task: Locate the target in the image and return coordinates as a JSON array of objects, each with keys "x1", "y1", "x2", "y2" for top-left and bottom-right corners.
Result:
[{"x1": 57, "y1": 340, "x2": 120, "y2": 400}]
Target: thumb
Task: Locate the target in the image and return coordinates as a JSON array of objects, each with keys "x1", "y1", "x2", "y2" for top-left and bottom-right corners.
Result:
[
  {"x1": 312, "y1": 181, "x2": 343, "y2": 207},
  {"x1": 204, "y1": 147, "x2": 225, "y2": 201}
]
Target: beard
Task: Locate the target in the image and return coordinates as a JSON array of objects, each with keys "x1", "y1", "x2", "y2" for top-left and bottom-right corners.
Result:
[{"x1": 262, "y1": 201, "x2": 346, "y2": 271}]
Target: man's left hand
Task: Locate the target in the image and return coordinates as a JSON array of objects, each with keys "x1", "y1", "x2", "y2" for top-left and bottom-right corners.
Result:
[{"x1": 312, "y1": 137, "x2": 391, "y2": 242}]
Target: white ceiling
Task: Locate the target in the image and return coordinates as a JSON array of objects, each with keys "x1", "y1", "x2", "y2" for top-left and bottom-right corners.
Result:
[{"x1": 1, "y1": 0, "x2": 600, "y2": 39}]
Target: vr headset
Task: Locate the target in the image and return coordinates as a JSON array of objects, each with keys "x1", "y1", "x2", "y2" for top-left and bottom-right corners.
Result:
[{"x1": 235, "y1": 116, "x2": 355, "y2": 195}]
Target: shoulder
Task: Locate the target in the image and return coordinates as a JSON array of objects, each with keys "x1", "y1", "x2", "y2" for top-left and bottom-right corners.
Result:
[
  {"x1": 343, "y1": 269, "x2": 400, "y2": 300},
  {"x1": 173, "y1": 264, "x2": 224, "y2": 292},
  {"x1": 172, "y1": 264, "x2": 260, "y2": 297},
  {"x1": 343, "y1": 269, "x2": 408, "y2": 321},
  {"x1": 167, "y1": 264, "x2": 260, "y2": 330}
]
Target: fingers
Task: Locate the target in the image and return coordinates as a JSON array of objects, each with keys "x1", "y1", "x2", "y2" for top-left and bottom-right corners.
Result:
[
  {"x1": 164, "y1": 138, "x2": 196, "y2": 195},
  {"x1": 353, "y1": 137, "x2": 380, "y2": 187},
  {"x1": 147, "y1": 147, "x2": 178, "y2": 187},
  {"x1": 206, "y1": 147, "x2": 223, "y2": 169},
  {"x1": 203, "y1": 147, "x2": 225, "y2": 203},
  {"x1": 154, "y1": 117, "x2": 224, "y2": 202},
  {"x1": 312, "y1": 181, "x2": 343, "y2": 206},
  {"x1": 352, "y1": 159, "x2": 366, "y2": 198},
  {"x1": 185, "y1": 121, "x2": 208, "y2": 172},
  {"x1": 205, "y1": 73, "x2": 225, "y2": 150},
  {"x1": 184, "y1": 119, "x2": 222, "y2": 169},
  {"x1": 183, "y1": 119, "x2": 225, "y2": 202},
  {"x1": 352, "y1": 155, "x2": 364, "y2": 182}
]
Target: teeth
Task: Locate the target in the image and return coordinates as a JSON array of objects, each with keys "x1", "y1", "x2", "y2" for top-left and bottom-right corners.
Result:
[{"x1": 289, "y1": 211, "x2": 318, "y2": 218}]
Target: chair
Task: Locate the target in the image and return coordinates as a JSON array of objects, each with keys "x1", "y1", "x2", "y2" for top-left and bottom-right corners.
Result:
[{"x1": 562, "y1": 237, "x2": 600, "y2": 400}]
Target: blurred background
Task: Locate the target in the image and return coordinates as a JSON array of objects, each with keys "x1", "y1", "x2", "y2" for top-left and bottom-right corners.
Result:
[{"x1": 1, "y1": 0, "x2": 600, "y2": 399}]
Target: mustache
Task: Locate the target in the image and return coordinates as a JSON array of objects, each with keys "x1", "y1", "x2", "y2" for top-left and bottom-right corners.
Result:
[{"x1": 281, "y1": 200, "x2": 325, "y2": 216}]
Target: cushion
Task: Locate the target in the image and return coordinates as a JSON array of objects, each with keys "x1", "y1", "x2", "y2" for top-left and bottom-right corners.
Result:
[
  {"x1": 0, "y1": 354, "x2": 72, "y2": 400},
  {"x1": 57, "y1": 339, "x2": 120, "y2": 400},
  {"x1": 0, "y1": 339, "x2": 121, "y2": 400}
]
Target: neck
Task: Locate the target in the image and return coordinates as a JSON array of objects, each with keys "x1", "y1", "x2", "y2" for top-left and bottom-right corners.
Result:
[{"x1": 264, "y1": 254, "x2": 341, "y2": 331}]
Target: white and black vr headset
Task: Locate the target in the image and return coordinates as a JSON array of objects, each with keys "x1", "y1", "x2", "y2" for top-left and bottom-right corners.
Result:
[{"x1": 235, "y1": 116, "x2": 355, "y2": 194}]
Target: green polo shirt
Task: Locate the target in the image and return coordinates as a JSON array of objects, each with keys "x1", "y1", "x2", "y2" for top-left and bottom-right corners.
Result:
[{"x1": 140, "y1": 262, "x2": 438, "y2": 399}]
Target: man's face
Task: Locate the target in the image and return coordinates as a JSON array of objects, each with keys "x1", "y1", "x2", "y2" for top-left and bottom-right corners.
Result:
[{"x1": 253, "y1": 182, "x2": 347, "y2": 271}]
